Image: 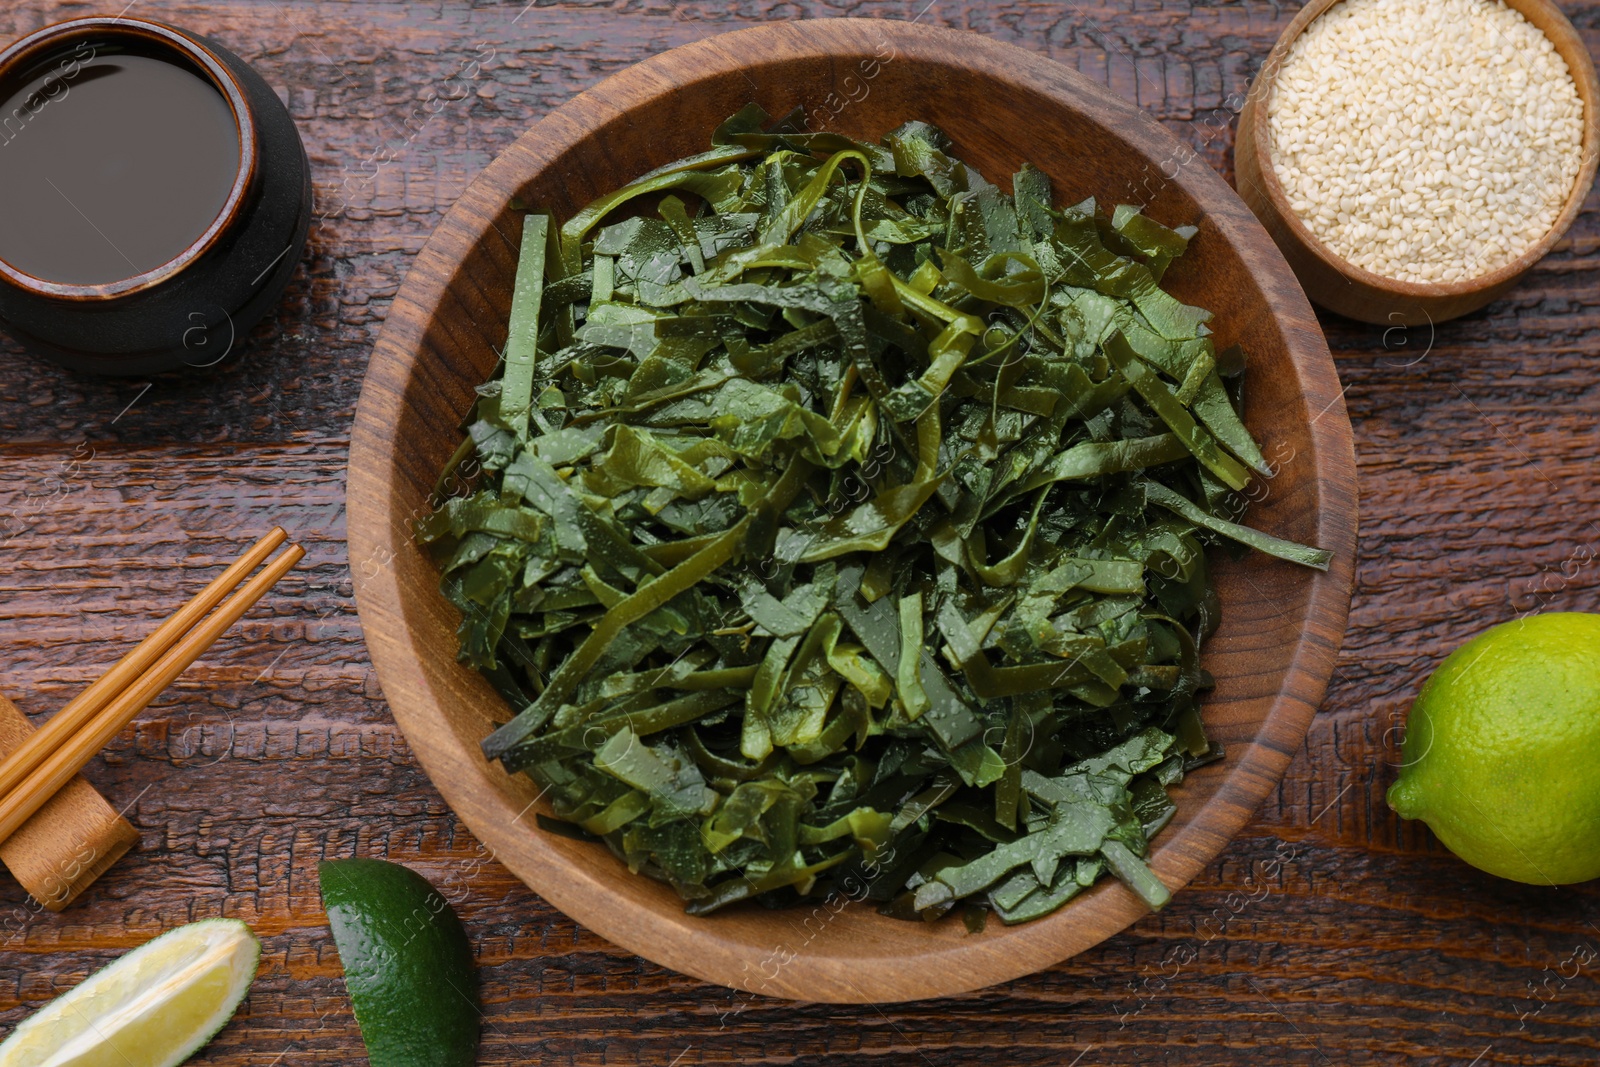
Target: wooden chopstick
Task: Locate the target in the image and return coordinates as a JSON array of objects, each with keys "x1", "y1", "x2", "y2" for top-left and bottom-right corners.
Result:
[
  {"x1": 0, "y1": 527, "x2": 288, "y2": 806},
  {"x1": 0, "y1": 541, "x2": 305, "y2": 849}
]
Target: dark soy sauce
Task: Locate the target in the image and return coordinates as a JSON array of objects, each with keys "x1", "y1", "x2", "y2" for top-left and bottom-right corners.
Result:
[{"x1": 0, "y1": 44, "x2": 240, "y2": 285}]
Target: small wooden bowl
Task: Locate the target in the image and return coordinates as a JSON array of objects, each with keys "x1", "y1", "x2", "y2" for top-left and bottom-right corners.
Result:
[
  {"x1": 1235, "y1": 0, "x2": 1600, "y2": 327},
  {"x1": 347, "y1": 19, "x2": 1358, "y2": 1002}
]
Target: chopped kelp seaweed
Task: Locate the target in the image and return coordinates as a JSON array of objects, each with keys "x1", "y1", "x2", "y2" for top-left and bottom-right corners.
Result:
[{"x1": 417, "y1": 105, "x2": 1330, "y2": 925}]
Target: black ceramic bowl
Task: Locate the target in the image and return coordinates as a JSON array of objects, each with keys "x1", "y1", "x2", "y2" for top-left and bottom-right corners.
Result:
[{"x1": 0, "y1": 17, "x2": 311, "y2": 375}]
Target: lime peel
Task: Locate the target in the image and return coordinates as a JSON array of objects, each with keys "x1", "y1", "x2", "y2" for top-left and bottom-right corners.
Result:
[{"x1": 319, "y1": 858, "x2": 480, "y2": 1067}]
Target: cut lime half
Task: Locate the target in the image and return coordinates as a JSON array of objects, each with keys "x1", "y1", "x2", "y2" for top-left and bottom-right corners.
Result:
[{"x1": 0, "y1": 917, "x2": 260, "y2": 1067}]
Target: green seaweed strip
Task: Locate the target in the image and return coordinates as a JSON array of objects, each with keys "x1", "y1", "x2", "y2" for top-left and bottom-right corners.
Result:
[
  {"x1": 559, "y1": 145, "x2": 760, "y2": 274},
  {"x1": 1015, "y1": 434, "x2": 1190, "y2": 495},
  {"x1": 1104, "y1": 331, "x2": 1251, "y2": 492},
  {"x1": 1143, "y1": 480, "x2": 1332, "y2": 570},
  {"x1": 1100, "y1": 838, "x2": 1171, "y2": 910},
  {"x1": 897, "y1": 593, "x2": 932, "y2": 720},
  {"x1": 482, "y1": 512, "x2": 755, "y2": 763},
  {"x1": 1193, "y1": 374, "x2": 1270, "y2": 474},
  {"x1": 500, "y1": 213, "x2": 550, "y2": 432}
]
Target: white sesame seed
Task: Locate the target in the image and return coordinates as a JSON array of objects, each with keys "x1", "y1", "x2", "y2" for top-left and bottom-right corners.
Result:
[{"x1": 1265, "y1": 0, "x2": 1585, "y2": 284}]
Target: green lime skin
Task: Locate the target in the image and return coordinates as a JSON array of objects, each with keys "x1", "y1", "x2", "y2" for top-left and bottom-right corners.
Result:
[
  {"x1": 1387, "y1": 612, "x2": 1600, "y2": 886},
  {"x1": 318, "y1": 858, "x2": 480, "y2": 1067}
]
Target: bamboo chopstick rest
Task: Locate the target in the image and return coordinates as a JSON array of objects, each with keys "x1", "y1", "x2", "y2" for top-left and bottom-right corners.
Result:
[{"x1": 0, "y1": 691, "x2": 138, "y2": 912}]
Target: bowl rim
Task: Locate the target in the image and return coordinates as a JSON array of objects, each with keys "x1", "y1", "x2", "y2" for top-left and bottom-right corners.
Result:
[
  {"x1": 347, "y1": 17, "x2": 1359, "y2": 1002},
  {"x1": 1238, "y1": 0, "x2": 1600, "y2": 299}
]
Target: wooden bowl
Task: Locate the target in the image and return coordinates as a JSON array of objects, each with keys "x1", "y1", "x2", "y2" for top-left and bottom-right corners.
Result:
[
  {"x1": 1235, "y1": 0, "x2": 1600, "y2": 327},
  {"x1": 347, "y1": 18, "x2": 1358, "y2": 1002}
]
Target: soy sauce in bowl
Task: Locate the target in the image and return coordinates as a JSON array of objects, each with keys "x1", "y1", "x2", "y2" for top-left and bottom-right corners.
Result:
[{"x1": 0, "y1": 48, "x2": 242, "y2": 286}]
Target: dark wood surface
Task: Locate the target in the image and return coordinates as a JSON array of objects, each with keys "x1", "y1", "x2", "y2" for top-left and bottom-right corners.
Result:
[{"x1": 0, "y1": 0, "x2": 1593, "y2": 1061}]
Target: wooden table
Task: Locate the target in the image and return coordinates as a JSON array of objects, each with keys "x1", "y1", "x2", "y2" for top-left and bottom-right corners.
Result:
[{"x1": 1, "y1": 0, "x2": 1596, "y2": 1062}]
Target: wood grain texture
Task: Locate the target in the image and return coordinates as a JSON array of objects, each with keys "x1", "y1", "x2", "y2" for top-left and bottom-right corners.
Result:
[
  {"x1": 1234, "y1": 0, "x2": 1600, "y2": 326},
  {"x1": 346, "y1": 17, "x2": 1356, "y2": 1002},
  {"x1": 0, "y1": 0, "x2": 1593, "y2": 1060}
]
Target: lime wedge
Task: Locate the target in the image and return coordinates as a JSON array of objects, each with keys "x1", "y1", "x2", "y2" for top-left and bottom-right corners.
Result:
[
  {"x1": 319, "y1": 858, "x2": 479, "y2": 1067},
  {"x1": 0, "y1": 917, "x2": 260, "y2": 1067}
]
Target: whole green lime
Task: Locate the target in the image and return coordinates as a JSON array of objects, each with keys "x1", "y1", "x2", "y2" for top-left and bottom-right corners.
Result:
[
  {"x1": 1388, "y1": 612, "x2": 1600, "y2": 885},
  {"x1": 319, "y1": 858, "x2": 480, "y2": 1067}
]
